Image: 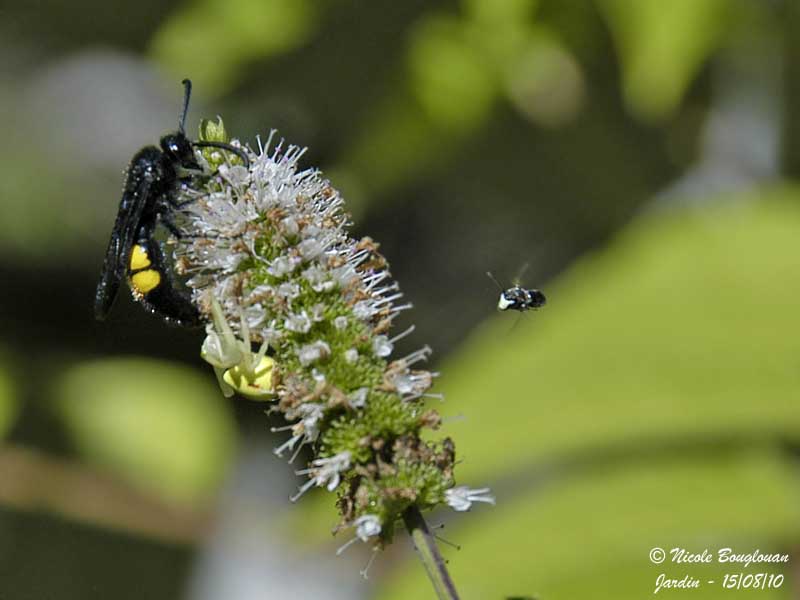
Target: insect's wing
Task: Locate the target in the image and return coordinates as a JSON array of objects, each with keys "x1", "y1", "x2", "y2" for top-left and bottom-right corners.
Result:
[
  {"x1": 509, "y1": 312, "x2": 524, "y2": 334},
  {"x1": 486, "y1": 271, "x2": 503, "y2": 290},
  {"x1": 94, "y1": 178, "x2": 151, "y2": 320},
  {"x1": 94, "y1": 233, "x2": 121, "y2": 320},
  {"x1": 512, "y1": 262, "x2": 530, "y2": 287}
]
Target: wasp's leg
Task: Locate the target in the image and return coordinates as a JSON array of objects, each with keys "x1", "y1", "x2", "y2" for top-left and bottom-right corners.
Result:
[
  {"x1": 170, "y1": 178, "x2": 208, "y2": 209},
  {"x1": 155, "y1": 200, "x2": 214, "y2": 240},
  {"x1": 159, "y1": 212, "x2": 221, "y2": 242},
  {"x1": 160, "y1": 213, "x2": 194, "y2": 239},
  {"x1": 172, "y1": 196, "x2": 201, "y2": 209},
  {"x1": 127, "y1": 235, "x2": 201, "y2": 327}
]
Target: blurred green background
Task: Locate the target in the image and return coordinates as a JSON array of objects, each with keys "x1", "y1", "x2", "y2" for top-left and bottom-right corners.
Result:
[{"x1": 1, "y1": 0, "x2": 799, "y2": 598}]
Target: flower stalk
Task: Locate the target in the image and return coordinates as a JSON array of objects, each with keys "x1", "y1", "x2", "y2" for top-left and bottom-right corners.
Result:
[{"x1": 403, "y1": 505, "x2": 461, "y2": 600}]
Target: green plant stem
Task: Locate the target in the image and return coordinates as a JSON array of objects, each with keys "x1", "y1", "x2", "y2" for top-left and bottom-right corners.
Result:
[{"x1": 403, "y1": 505, "x2": 460, "y2": 600}]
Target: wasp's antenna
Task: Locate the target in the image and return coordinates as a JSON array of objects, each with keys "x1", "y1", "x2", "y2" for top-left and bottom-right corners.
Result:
[
  {"x1": 486, "y1": 271, "x2": 503, "y2": 290},
  {"x1": 179, "y1": 79, "x2": 192, "y2": 134},
  {"x1": 193, "y1": 140, "x2": 251, "y2": 169}
]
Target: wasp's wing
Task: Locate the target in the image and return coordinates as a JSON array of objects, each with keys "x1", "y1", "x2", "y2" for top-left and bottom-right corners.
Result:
[{"x1": 94, "y1": 178, "x2": 151, "y2": 320}]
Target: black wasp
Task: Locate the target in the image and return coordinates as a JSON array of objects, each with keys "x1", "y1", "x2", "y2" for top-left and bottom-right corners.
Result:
[
  {"x1": 94, "y1": 79, "x2": 249, "y2": 327},
  {"x1": 487, "y1": 271, "x2": 546, "y2": 312}
]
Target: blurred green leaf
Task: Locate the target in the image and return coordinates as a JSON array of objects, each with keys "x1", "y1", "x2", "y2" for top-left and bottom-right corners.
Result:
[
  {"x1": 150, "y1": 0, "x2": 318, "y2": 92},
  {"x1": 437, "y1": 188, "x2": 800, "y2": 484},
  {"x1": 597, "y1": 0, "x2": 731, "y2": 120},
  {"x1": 339, "y1": 91, "x2": 449, "y2": 201},
  {"x1": 408, "y1": 15, "x2": 497, "y2": 132},
  {"x1": 56, "y1": 357, "x2": 237, "y2": 504},
  {"x1": 379, "y1": 449, "x2": 799, "y2": 598},
  {"x1": 342, "y1": 9, "x2": 584, "y2": 202},
  {"x1": 0, "y1": 148, "x2": 105, "y2": 262},
  {"x1": 462, "y1": 0, "x2": 539, "y2": 26},
  {"x1": 0, "y1": 352, "x2": 17, "y2": 440},
  {"x1": 502, "y1": 29, "x2": 585, "y2": 127}
]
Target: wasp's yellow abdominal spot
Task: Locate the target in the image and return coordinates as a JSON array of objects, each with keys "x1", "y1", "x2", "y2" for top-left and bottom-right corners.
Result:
[
  {"x1": 129, "y1": 244, "x2": 152, "y2": 270},
  {"x1": 130, "y1": 269, "x2": 161, "y2": 294}
]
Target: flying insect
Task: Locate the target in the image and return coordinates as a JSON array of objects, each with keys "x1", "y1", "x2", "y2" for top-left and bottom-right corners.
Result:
[
  {"x1": 94, "y1": 79, "x2": 249, "y2": 327},
  {"x1": 487, "y1": 271, "x2": 546, "y2": 312}
]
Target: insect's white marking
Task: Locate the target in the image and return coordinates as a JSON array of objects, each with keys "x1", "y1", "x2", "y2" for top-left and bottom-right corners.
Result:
[{"x1": 497, "y1": 293, "x2": 513, "y2": 311}]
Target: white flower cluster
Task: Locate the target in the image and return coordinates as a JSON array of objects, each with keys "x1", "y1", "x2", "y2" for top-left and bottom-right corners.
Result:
[
  {"x1": 173, "y1": 131, "x2": 493, "y2": 548},
  {"x1": 176, "y1": 134, "x2": 417, "y2": 361},
  {"x1": 177, "y1": 137, "x2": 430, "y2": 380}
]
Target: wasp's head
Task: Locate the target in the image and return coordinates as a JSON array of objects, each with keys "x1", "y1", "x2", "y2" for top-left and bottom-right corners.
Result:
[{"x1": 160, "y1": 132, "x2": 200, "y2": 170}]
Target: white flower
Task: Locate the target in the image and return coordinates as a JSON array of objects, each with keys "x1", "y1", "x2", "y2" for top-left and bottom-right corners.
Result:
[
  {"x1": 352, "y1": 300, "x2": 375, "y2": 320},
  {"x1": 402, "y1": 346, "x2": 432, "y2": 367},
  {"x1": 272, "y1": 433, "x2": 302, "y2": 459},
  {"x1": 298, "y1": 340, "x2": 331, "y2": 366},
  {"x1": 268, "y1": 255, "x2": 300, "y2": 277},
  {"x1": 219, "y1": 164, "x2": 250, "y2": 187},
  {"x1": 391, "y1": 371, "x2": 434, "y2": 396},
  {"x1": 291, "y1": 451, "x2": 351, "y2": 502},
  {"x1": 332, "y1": 264, "x2": 358, "y2": 288},
  {"x1": 273, "y1": 403, "x2": 325, "y2": 460},
  {"x1": 344, "y1": 348, "x2": 359, "y2": 364},
  {"x1": 277, "y1": 282, "x2": 301, "y2": 299},
  {"x1": 284, "y1": 311, "x2": 312, "y2": 333},
  {"x1": 242, "y1": 303, "x2": 267, "y2": 329},
  {"x1": 372, "y1": 335, "x2": 393, "y2": 357},
  {"x1": 445, "y1": 486, "x2": 496, "y2": 512},
  {"x1": 298, "y1": 238, "x2": 324, "y2": 260},
  {"x1": 280, "y1": 215, "x2": 299, "y2": 236},
  {"x1": 304, "y1": 264, "x2": 335, "y2": 292},
  {"x1": 310, "y1": 303, "x2": 326, "y2": 322},
  {"x1": 348, "y1": 387, "x2": 368, "y2": 408},
  {"x1": 337, "y1": 514, "x2": 382, "y2": 555},
  {"x1": 354, "y1": 514, "x2": 382, "y2": 540},
  {"x1": 260, "y1": 319, "x2": 283, "y2": 344}
]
